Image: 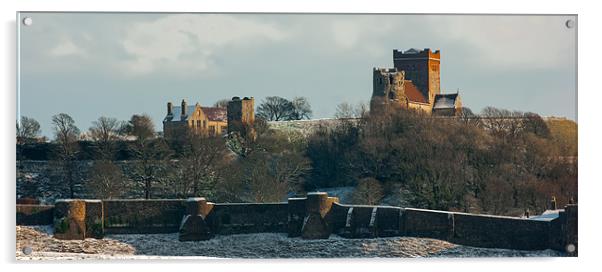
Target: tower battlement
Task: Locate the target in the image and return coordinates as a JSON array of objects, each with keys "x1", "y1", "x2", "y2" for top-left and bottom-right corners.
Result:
[
  {"x1": 393, "y1": 48, "x2": 440, "y2": 60},
  {"x1": 393, "y1": 48, "x2": 441, "y2": 104}
]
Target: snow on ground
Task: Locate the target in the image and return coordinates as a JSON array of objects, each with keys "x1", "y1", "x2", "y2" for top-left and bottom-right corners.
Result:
[{"x1": 16, "y1": 226, "x2": 564, "y2": 260}]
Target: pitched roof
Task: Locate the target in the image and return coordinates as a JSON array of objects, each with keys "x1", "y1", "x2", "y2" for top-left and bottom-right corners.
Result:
[
  {"x1": 165, "y1": 105, "x2": 198, "y2": 122},
  {"x1": 404, "y1": 81, "x2": 429, "y2": 104},
  {"x1": 433, "y1": 93, "x2": 459, "y2": 109},
  {"x1": 164, "y1": 105, "x2": 227, "y2": 122},
  {"x1": 201, "y1": 107, "x2": 227, "y2": 122}
]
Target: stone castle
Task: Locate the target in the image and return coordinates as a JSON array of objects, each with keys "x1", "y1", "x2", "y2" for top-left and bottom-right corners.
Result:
[
  {"x1": 162, "y1": 48, "x2": 462, "y2": 139},
  {"x1": 371, "y1": 48, "x2": 462, "y2": 116}
]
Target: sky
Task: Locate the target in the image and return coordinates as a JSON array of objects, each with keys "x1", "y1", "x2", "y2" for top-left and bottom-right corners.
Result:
[{"x1": 17, "y1": 13, "x2": 577, "y2": 138}]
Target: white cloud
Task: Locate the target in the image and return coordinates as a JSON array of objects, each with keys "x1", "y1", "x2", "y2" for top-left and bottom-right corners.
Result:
[
  {"x1": 119, "y1": 14, "x2": 288, "y2": 76},
  {"x1": 429, "y1": 16, "x2": 575, "y2": 69},
  {"x1": 49, "y1": 39, "x2": 86, "y2": 57}
]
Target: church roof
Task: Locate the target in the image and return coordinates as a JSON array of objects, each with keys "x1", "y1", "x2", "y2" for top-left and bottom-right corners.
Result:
[
  {"x1": 404, "y1": 81, "x2": 429, "y2": 104},
  {"x1": 433, "y1": 93, "x2": 460, "y2": 109}
]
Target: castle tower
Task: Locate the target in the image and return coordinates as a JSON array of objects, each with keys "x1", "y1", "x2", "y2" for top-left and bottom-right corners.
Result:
[
  {"x1": 393, "y1": 48, "x2": 440, "y2": 104},
  {"x1": 227, "y1": 96, "x2": 256, "y2": 139},
  {"x1": 370, "y1": 68, "x2": 407, "y2": 113}
]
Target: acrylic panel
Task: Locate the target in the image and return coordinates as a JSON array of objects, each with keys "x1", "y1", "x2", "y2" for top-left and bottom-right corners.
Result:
[{"x1": 16, "y1": 12, "x2": 577, "y2": 260}]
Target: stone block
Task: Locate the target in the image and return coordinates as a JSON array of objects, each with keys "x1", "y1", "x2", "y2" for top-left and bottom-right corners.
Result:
[
  {"x1": 301, "y1": 213, "x2": 330, "y2": 239},
  {"x1": 185, "y1": 197, "x2": 213, "y2": 217},
  {"x1": 53, "y1": 199, "x2": 86, "y2": 240},
  {"x1": 301, "y1": 192, "x2": 334, "y2": 239},
  {"x1": 179, "y1": 197, "x2": 214, "y2": 241},
  {"x1": 179, "y1": 214, "x2": 213, "y2": 241}
]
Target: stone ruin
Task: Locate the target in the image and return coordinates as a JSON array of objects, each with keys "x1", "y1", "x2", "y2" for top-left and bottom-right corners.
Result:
[{"x1": 16, "y1": 192, "x2": 578, "y2": 256}]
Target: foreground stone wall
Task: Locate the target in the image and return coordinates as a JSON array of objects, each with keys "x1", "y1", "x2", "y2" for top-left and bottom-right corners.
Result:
[
  {"x1": 16, "y1": 204, "x2": 54, "y2": 225},
  {"x1": 206, "y1": 203, "x2": 288, "y2": 235},
  {"x1": 102, "y1": 200, "x2": 186, "y2": 234},
  {"x1": 16, "y1": 193, "x2": 577, "y2": 254}
]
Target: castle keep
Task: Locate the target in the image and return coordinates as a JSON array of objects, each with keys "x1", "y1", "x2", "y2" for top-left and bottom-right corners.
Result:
[{"x1": 371, "y1": 48, "x2": 461, "y2": 115}]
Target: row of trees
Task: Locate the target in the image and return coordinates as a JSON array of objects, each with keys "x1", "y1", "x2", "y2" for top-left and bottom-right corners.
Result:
[
  {"x1": 17, "y1": 108, "x2": 312, "y2": 202},
  {"x1": 17, "y1": 98, "x2": 577, "y2": 216},
  {"x1": 306, "y1": 104, "x2": 577, "y2": 215}
]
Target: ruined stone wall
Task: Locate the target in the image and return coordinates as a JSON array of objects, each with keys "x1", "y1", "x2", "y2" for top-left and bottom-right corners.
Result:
[
  {"x1": 16, "y1": 193, "x2": 576, "y2": 254},
  {"x1": 371, "y1": 68, "x2": 407, "y2": 113}
]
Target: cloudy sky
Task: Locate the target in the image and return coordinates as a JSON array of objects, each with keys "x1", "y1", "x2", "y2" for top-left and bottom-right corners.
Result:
[{"x1": 18, "y1": 13, "x2": 577, "y2": 138}]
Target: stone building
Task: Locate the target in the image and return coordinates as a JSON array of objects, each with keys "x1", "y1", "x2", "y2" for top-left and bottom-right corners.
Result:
[
  {"x1": 163, "y1": 99, "x2": 227, "y2": 138},
  {"x1": 371, "y1": 48, "x2": 462, "y2": 116},
  {"x1": 227, "y1": 96, "x2": 256, "y2": 139}
]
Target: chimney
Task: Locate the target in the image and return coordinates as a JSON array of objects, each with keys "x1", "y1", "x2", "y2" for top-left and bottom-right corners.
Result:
[
  {"x1": 167, "y1": 102, "x2": 173, "y2": 115},
  {"x1": 181, "y1": 99, "x2": 187, "y2": 116}
]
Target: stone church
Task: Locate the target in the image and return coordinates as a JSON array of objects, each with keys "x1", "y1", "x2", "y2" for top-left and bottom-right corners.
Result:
[{"x1": 371, "y1": 48, "x2": 462, "y2": 116}]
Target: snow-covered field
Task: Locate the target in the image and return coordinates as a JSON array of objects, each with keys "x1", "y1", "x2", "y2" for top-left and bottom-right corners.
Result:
[{"x1": 16, "y1": 226, "x2": 564, "y2": 260}]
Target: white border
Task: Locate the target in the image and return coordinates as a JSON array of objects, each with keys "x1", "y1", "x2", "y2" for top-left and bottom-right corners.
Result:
[{"x1": 2, "y1": 0, "x2": 599, "y2": 271}]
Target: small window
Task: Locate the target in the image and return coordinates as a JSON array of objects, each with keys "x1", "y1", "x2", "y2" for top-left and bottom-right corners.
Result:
[
  {"x1": 203, "y1": 120, "x2": 207, "y2": 128},
  {"x1": 196, "y1": 120, "x2": 201, "y2": 128}
]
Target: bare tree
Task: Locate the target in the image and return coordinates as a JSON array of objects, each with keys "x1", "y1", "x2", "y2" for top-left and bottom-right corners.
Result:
[
  {"x1": 16, "y1": 116, "x2": 41, "y2": 144},
  {"x1": 126, "y1": 114, "x2": 171, "y2": 199},
  {"x1": 174, "y1": 133, "x2": 229, "y2": 198},
  {"x1": 87, "y1": 160, "x2": 126, "y2": 199},
  {"x1": 256, "y1": 96, "x2": 294, "y2": 121},
  {"x1": 219, "y1": 149, "x2": 311, "y2": 203},
  {"x1": 289, "y1": 97, "x2": 312, "y2": 120},
  {"x1": 523, "y1": 112, "x2": 550, "y2": 138},
  {"x1": 125, "y1": 114, "x2": 155, "y2": 142},
  {"x1": 334, "y1": 102, "x2": 354, "y2": 119},
  {"x1": 335, "y1": 102, "x2": 368, "y2": 119},
  {"x1": 352, "y1": 178, "x2": 384, "y2": 205},
  {"x1": 51, "y1": 113, "x2": 81, "y2": 198},
  {"x1": 89, "y1": 116, "x2": 124, "y2": 159}
]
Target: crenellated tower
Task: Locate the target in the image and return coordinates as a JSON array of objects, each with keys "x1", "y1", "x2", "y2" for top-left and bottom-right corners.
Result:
[{"x1": 393, "y1": 48, "x2": 440, "y2": 104}]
